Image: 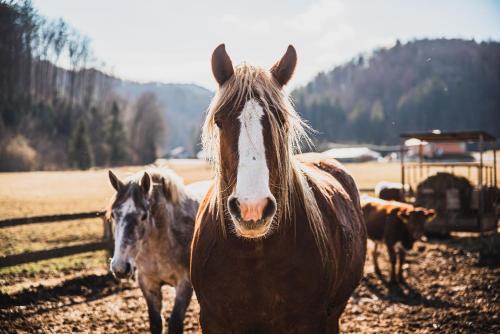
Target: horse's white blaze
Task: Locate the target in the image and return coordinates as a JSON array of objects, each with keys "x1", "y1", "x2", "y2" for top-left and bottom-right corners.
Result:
[
  {"x1": 112, "y1": 197, "x2": 136, "y2": 264},
  {"x1": 117, "y1": 197, "x2": 136, "y2": 219},
  {"x1": 234, "y1": 99, "x2": 272, "y2": 202}
]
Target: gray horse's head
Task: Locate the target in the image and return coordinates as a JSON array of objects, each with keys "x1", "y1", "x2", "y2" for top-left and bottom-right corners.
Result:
[{"x1": 107, "y1": 170, "x2": 151, "y2": 279}]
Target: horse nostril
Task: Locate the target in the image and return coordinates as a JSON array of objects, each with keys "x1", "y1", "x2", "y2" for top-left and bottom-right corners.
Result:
[
  {"x1": 228, "y1": 197, "x2": 241, "y2": 218},
  {"x1": 111, "y1": 260, "x2": 131, "y2": 279},
  {"x1": 124, "y1": 262, "x2": 131, "y2": 276},
  {"x1": 262, "y1": 197, "x2": 277, "y2": 220}
]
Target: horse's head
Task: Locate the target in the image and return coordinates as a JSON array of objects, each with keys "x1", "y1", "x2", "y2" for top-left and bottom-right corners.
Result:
[
  {"x1": 107, "y1": 170, "x2": 151, "y2": 279},
  {"x1": 203, "y1": 44, "x2": 304, "y2": 239}
]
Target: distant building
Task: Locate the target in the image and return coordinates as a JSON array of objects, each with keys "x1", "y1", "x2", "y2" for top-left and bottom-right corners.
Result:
[
  {"x1": 322, "y1": 147, "x2": 381, "y2": 163},
  {"x1": 167, "y1": 146, "x2": 191, "y2": 159},
  {"x1": 405, "y1": 138, "x2": 467, "y2": 159}
]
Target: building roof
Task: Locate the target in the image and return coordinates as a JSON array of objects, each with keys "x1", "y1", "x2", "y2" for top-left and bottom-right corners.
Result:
[
  {"x1": 400, "y1": 130, "x2": 496, "y2": 142},
  {"x1": 322, "y1": 147, "x2": 381, "y2": 161}
]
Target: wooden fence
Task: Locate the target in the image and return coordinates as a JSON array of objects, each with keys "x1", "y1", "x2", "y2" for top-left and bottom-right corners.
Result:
[
  {"x1": 0, "y1": 211, "x2": 113, "y2": 268},
  {"x1": 0, "y1": 187, "x2": 375, "y2": 269}
]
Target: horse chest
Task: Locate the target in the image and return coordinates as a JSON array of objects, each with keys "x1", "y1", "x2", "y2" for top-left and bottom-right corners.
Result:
[
  {"x1": 194, "y1": 231, "x2": 329, "y2": 329},
  {"x1": 136, "y1": 243, "x2": 187, "y2": 286}
]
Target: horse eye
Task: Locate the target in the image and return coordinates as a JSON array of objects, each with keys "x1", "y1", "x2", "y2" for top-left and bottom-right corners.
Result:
[
  {"x1": 215, "y1": 120, "x2": 222, "y2": 129},
  {"x1": 141, "y1": 212, "x2": 147, "y2": 221}
]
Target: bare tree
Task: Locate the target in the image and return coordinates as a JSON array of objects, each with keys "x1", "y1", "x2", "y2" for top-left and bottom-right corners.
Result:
[
  {"x1": 130, "y1": 92, "x2": 165, "y2": 164},
  {"x1": 51, "y1": 18, "x2": 67, "y2": 100},
  {"x1": 38, "y1": 18, "x2": 56, "y2": 99}
]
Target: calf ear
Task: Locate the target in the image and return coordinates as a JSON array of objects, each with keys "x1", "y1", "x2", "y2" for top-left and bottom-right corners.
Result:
[
  {"x1": 426, "y1": 209, "x2": 437, "y2": 221},
  {"x1": 141, "y1": 172, "x2": 151, "y2": 194},
  {"x1": 270, "y1": 45, "x2": 297, "y2": 87},
  {"x1": 108, "y1": 170, "x2": 124, "y2": 192},
  {"x1": 396, "y1": 210, "x2": 410, "y2": 222},
  {"x1": 212, "y1": 44, "x2": 234, "y2": 86}
]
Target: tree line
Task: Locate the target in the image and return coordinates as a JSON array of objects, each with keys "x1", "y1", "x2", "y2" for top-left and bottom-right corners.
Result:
[
  {"x1": 293, "y1": 39, "x2": 500, "y2": 145},
  {"x1": 0, "y1": 0, "x2": 165, "y2": 171}
]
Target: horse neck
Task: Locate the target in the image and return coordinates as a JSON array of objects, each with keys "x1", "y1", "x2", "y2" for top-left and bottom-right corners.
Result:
[{"x1": 140, "y1": 197, "x2": 171, "y2": 247}]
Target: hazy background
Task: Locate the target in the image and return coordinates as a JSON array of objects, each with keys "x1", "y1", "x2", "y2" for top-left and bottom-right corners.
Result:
[
  {"x1": 1, "y1": 0, "x2": 499, "y2": 171},
  {"x1": 33, "y1": 0, "x2": 500, "y2": 89}
]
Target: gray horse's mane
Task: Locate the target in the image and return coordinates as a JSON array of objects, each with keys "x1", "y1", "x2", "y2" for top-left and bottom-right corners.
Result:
[
  {"x1": 105, "y1": 167, "x2": 188, "y2": 222},
  {"x1": 125, "y1": 167, "x2": 187, "y2": 205}
]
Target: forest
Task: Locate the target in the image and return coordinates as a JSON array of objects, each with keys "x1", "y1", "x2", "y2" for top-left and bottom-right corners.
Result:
[
  {"x1": 0, "y1": 0, "x2": 165, "y2": 171},
  {"x1": 293, "y1": 39, "x2": 500, "y2": 145},
  {"x1": 2, "y1": 1, "x2": 499, "y2": 172}
]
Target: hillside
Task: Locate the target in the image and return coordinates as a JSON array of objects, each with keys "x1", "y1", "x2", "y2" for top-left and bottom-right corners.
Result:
[
  {"x1": 292, "y1": 39, "x2": 500, "y2": 145},
  {"x1": 113, "y1": 80, "x2": 212, "y2": 154},
  {"x1": 0, "y1": 0, "x2": 213, "y2": 171}
]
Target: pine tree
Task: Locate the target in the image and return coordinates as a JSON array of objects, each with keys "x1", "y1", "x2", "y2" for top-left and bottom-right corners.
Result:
[
  {"x1": 107, "y1": 101, "x2": 129, "y2": 166},
  {"x1": 68, "y1": 118, "x2": 93, "y2": 169},
  {"x1": 89, "y1": 106, "x2": 109, "y2": 166}
]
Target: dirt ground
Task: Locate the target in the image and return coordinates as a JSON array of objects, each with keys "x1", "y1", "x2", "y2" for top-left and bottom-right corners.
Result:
[
  {"x1": 1, "y1": 235, "x2": 498, "y2": 334},
  {"x1": 1, "y1": 160, "x2": 499, "y2": 333}
]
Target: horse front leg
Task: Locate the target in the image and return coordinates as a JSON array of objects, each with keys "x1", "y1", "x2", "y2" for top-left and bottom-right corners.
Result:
[
  {"x1": 168, "y1": 279, "x2": 193, "y2": 334},
  {"x1": 139, "y1": 275, "x2": 163, "y2": 334}
]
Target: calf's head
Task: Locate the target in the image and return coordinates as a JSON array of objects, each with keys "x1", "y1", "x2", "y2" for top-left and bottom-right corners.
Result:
[{"x1": 398, "y1": 207, "x2": 436, "y2": 240}]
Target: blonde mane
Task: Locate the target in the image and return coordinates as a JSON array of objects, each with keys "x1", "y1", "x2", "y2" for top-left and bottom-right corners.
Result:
[{"x1": 201, "y1": 64, "x2": 331, "y2": 260}]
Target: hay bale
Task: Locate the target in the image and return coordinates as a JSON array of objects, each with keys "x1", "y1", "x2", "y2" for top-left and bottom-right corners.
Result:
[{"x1": 416, "y1": 172, "x2": 473, "y2": 214}]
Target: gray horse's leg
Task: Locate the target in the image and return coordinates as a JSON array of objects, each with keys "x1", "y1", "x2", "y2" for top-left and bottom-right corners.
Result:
[
  {"x1": 168, "y1": 279, "x2": 193, "y2": 334},
  {"x1": 139, "y1": 276, "x2": 163, "y2": 334}
]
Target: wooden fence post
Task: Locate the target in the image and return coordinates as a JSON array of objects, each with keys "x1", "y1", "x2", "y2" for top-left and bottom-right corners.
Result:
[{"x1": 102, "y1": 215, "x2": 114, "y2": 258}]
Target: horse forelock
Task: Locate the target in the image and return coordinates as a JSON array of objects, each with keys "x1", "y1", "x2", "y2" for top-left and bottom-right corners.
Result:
[
  {"x1": 109, "y1": 182, "x2": 145, "y2": 214},
  {"x1": 201, "y1": 63, "x2": 331, "y2": 261},
  {"x1": 107, "y1": 168, "x2": 188, "y2": 227}
]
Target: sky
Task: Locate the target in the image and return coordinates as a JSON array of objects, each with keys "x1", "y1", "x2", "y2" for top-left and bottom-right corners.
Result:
[{"x1": 33, "y1": 0, "x2": 500, "y2": 90}]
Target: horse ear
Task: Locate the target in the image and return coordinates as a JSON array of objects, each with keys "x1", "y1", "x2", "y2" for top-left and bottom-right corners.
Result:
[
  {"x1": 161, "y1": 177, "x2": 171, "y2": 201},
  {"x1": 108, "y1": 170, "x2": 124, "y2": 192},
  {"x1": 161, "y1": 177, "x2": 180, "y2": 204},
  {"x1": 141, "y1": 172, "x2": 151, "y2": 194},
  {"x1": 212, "y1": 43, "x2": 234, "y2": 86},
  {"x1": 270, "y1": 45, "x2": 297, "y2": 87}
]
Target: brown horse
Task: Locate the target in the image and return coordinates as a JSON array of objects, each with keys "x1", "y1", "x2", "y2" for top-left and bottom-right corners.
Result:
[{"x1": 190, "y1": 44, "x2": 367, "y2": 333}]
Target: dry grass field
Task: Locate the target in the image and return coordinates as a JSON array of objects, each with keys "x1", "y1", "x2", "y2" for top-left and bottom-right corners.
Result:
[
  {"x1": 0, "y1": 159, "x2": 213, "y2": 219},
  {"x1": 0, "y1": 159, "x2": 496, "y2": 274},
  {"x1": 0, "y1": 159, "x2": 498, "y2": 333},
  {"x1": 0, "y1": 159, "x2": 212, "y2": 278}
]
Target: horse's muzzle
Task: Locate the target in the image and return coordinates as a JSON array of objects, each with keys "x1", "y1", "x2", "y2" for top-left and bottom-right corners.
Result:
[
  {"x1": 233, "y1": 218, "x2": 273, "y2": 238},
  {"x1": 228, "y1": 196, "x2": 276, "y2": 222},
  {"x1": 110, "y1": 260, "x2": 133, "y2": 279},
  {"x1": 228, "y1": 196, "x2": 276, "y2": 238}
]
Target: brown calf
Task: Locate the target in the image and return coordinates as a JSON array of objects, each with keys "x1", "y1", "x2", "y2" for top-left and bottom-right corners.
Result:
[{"x1": 361, "y1": 196, "x2": 436, "y2": 283}]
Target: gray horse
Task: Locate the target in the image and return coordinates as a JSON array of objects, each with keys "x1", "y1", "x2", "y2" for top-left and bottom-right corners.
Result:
[{"x1": 107, "y1": 168, "x2": 209, "y2": 334}]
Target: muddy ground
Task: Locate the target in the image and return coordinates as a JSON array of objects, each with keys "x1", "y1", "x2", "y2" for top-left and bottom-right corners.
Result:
[{"x1": 1, "y1": 236, "x2": 499, "y2": 334}]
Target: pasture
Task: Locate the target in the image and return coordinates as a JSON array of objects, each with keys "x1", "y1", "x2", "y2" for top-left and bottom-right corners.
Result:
[{"x1": 0, "y1": 160, "x2": 498, "y2": 333}]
